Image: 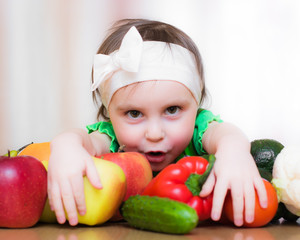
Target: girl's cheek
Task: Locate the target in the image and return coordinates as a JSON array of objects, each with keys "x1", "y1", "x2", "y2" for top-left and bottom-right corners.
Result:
[
  {"x1": 173, "y1": 125, "x2": 194, "y2": 144},
  {"x1": 115, "y1": 125, "x2": 143, "y2": 148}
]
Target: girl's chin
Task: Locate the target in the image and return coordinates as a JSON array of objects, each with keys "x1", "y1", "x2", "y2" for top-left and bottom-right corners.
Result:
[{"x1": 149, "y1": 161, "x2": 170, "y2": 172}]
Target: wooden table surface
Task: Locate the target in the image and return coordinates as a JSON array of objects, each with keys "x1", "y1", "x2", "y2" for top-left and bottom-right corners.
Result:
[{"x1": 0, "y1": 220, "x2": 299, "y2": 240}]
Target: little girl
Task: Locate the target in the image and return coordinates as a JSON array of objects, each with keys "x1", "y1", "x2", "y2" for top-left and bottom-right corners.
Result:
[{"x1": 48, "y1": 19, "x2": 268, "y2": 227}]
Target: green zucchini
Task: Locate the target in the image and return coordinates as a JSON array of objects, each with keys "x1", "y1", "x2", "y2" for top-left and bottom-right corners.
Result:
[{"x1": 121, "y1": 195, "x2": 198, "y2": 234}]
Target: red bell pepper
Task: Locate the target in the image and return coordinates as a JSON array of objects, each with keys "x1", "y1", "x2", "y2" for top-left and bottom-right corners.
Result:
[{"x1": 142, "y1": 155, "x2": 215, "y2": 221}]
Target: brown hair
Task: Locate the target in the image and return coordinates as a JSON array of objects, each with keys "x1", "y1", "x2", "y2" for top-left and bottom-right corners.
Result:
[{"x1": 92, "y1": 19, "x2": 206, "y2": 120}]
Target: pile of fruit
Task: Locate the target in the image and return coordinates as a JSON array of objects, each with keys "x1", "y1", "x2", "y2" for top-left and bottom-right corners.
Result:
[
  {"x1": 0, "y1": 142, "x2": 153, "y2": 228},
  {"x1": 0, "y1": 139, "x2": 298, "y2": 234}
]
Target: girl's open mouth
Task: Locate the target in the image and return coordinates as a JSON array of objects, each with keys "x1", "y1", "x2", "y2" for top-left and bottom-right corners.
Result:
[{"x1": 145, "y1": 152, "x2": 166, "y2": 163}]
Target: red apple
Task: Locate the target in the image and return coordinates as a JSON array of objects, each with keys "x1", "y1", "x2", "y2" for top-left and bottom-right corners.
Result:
[
  {"x1": 0, "y1": 154, "x2": 47, "y2": 228},
  {"x1": 98, "y1": 152, "x2": 153, "y2": 201}
]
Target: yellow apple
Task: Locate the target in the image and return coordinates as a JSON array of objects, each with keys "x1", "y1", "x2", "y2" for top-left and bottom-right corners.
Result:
[{"x1": 40, "y1": 157, "x2": 126, "y2": 226}]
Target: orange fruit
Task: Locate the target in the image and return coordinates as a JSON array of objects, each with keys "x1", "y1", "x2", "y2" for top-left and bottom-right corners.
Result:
[{"x1": 18, "y1": 142, "x2": 51, "y2": 162}]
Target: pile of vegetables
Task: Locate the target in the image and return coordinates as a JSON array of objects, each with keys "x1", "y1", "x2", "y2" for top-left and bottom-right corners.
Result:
[
  {"x1": 251, "y1": 139, "x2": 299, "y2": 222},
  {"x1": 122, "y1": 138, "x2": 299, "y2": 234}
]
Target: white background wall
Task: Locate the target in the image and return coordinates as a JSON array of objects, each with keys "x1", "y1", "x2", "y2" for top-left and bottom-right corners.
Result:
[{"x1": 1, "y1": 0, "x2": 300, "y2": 153}]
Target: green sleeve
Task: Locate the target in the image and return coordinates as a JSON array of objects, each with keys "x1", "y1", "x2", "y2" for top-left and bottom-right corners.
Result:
[
  {"x1": 193, "y1": 109, "x2": 223, "y2": 155},
  {"x1": 86, "y1": 121, "x2": 120, "y2": 153}
]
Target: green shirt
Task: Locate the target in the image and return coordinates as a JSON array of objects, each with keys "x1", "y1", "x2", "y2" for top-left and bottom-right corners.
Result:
[{"x1": 86, "y1": 109, "x2": 222, "y2": 160}]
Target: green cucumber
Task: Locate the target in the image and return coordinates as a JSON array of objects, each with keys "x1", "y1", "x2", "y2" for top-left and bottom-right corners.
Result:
[{"x1": 121, "y1": 195, "x2": 198, "y2": 235}]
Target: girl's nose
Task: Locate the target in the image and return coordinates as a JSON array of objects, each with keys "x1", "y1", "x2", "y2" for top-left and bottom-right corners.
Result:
[{"x1": 145, "y1": 122, "x2": 165, "y2": 142}]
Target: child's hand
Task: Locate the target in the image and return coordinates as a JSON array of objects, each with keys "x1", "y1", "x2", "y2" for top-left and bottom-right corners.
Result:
[
  {"x1": 200, "y1": 147, "x2": 268, "y2": 226},
  {"x1": 47, "y1": 135, "x2": 102, "y2": 226}
]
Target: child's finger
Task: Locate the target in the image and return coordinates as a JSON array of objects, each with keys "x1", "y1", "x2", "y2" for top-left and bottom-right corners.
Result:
[
  {"x1": 255, "y1": 177, "x2": 268, "y2": 208},
  {"x1": 210, "y1": 178, "x2": 228, "y2": 221},
  {"x1": 86, "y1": 157, "x2": 102, "y2": 189},
  {"x1": 199, "y1": 169, "x2": 215, "y2": 197},
  {"x1": 70, "y1": 175, "x2": 86, "y2": 216},
  {"x1": 47, "y1": 181, "x2": 54, "y2": 211},
  {"x1": 244, "y1": 182, "x2": 255, "y2": 223},
  {"x1": 231, "y1": 182, "x2": 244, "y2": 226},
  {"x1": 49, "y1": 181, "x2": 66, "y2": 224},
  {"x1": 61, "y1": 180, "x2": 78, "y2": 226}
]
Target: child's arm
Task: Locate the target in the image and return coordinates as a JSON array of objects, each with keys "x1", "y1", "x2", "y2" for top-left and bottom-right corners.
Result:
[
  {"x1": 47, "y1": 128, "x2": 111, "y2": 226},
  {"x1": 200, "y1": 122, "x2": 268, "y2": 226}
]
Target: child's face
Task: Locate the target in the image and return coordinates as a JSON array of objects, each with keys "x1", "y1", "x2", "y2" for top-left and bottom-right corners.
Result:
[{"x1": 108, "y1": 80, "x2": 198, "y2": 172}]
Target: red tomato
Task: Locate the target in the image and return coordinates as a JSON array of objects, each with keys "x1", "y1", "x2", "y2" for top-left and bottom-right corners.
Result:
[{"x1": 224, "y1": 179, "x2": 278, "y2": 227}]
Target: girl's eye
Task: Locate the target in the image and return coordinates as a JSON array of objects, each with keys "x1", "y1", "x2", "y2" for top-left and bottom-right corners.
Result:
[
  {"x1": 166, "y1": 106, "x2": 180, "y2": 115},
  {"x1": 127, "y1": 110, "x2": 142, "y2": 119}
]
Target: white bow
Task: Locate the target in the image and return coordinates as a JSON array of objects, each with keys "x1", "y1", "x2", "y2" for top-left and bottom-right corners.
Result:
[{"x1": 91, "y1": 26, "x2": 143, "y2": 91}]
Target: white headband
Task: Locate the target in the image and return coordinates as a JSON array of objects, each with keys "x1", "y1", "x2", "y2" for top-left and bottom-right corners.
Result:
[{"x1": 91, "y1": 26, "x2": 202, "y2": 108}]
